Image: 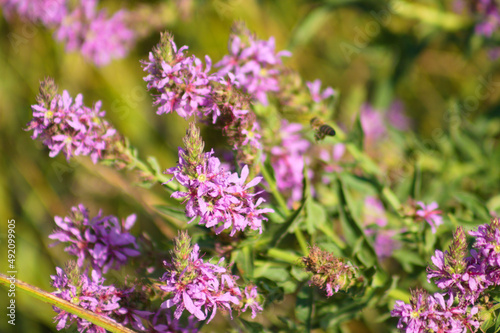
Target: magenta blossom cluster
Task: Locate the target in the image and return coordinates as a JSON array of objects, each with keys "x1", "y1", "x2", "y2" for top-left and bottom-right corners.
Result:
[
  {"x1": 26, "y1": 80, "x2": 121, "y2": 164},
  {"x1": 167, "y1": 147, "x2": 273, "y2": 236},
  {"x1": 474, "y1": 0, "x2": 500, "y2": 37},
  {"x1": 51, "y1": 265, "x2": 125, "y2": 332},
  {"x1": 427, "y1": 220, "x2": 500, "y2": 304},
  {"x1": 142, "y1": 33, "x2": 262, "y2": 163},
  {"x1": 49, "y1": 204, "x2": 140, "y2": 273},
  {"x1": 159, "y1": 232, "x2": 263, "y2": 322},
  {"x1": 56, "y1": 0, "x2": 134, "y2": 66},
  {"x1": 393, "y1": 220, "x2": 500, "y2": 332},
  {"x1": 141, "y1": 35, "x2": 217, "y2": 120},
  {"x1": 0, "y1": 0, "x2": 66, "y2": 25},
  {"x1": 1, "y1": 0, "x2": 134, "y2": 65},
  {"x1": 391, "y1": 290, "x2": 480, "y2": 333},
  {"x1": 269, "y1": 120, "x2": 310, "y2": 208},
  {"x1": 215, "y1": 26, "x2": 291, "y2": 105},
  {"x1": 363, "y1": 196, "x2": 401, "y2": 259}
]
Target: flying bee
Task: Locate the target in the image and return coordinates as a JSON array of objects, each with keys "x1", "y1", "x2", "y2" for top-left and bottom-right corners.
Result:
[{"x1": 310, "y1": 117, "x2": 336, "y2": 141}]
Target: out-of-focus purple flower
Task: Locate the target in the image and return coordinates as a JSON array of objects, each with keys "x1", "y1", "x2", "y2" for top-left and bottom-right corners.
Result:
[
  {"x1": 363, "y1": 197, "x2": 401, "y2": 259},
  {"x1": 51, "y1": 264, "x2": 125, "y2": 332},
  {"x1": 364, "y1": 196, "x2": 387, "y2": 227},
  {"x1": 374, "y1": 230, "x2": 401, "y2": 259},
  {"x1": 55, "y1": 0, "x2": 135, "y2": 66},
  {"x1": 49, "y1": 204, "x2": 140, "y2": 273},
  {"x1": 215, "y1": 24, "x2": 291, "y2": 106},
  {"x1": 306, "y1": 79, "x2": 335, "y2": 103},
  {"x1": 474, "y1": 0, "x2": 500, "y2": 37},
  {"x1": 360, "y1": 104, "x2": 386, "y2": 145},
  {"x1": 1, "y1": 0, "x2": 67, "y2": 25},
  {"x1": 269, "y1": 120, "x2": 310, "y2": 207},
  {"x1": 415, "y1": 201, "x2": 443, "y2": 234},
  {"x1": 386, "y1": 100, "x2": 411, "y2": 131},
  {"x1": 159, "y1": 232, "x2": 262, "y2": 323},
  {"x1": 26, "y1": 79, "x2": 122, "y2": 164}
]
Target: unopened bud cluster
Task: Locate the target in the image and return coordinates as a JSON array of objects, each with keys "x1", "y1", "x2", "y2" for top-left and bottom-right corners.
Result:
[{"x1": 302, "y1": 246, "x2": 359, "y2": 296}]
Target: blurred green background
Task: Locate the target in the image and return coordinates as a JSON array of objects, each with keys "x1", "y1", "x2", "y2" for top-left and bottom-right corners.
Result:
[{"x1": 0, "y1": 0, "x2": 499, "y2": 332}]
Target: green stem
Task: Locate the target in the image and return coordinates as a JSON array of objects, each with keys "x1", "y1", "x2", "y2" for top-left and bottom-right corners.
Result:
[
  {"x1": 267, "y1": 248, "x2": 302, "y2": 265},
  {"x1": 124, "y1": 149, "x2": 178, "y2": 191},
  {"x1": 0, "y1": 273, "x2": 136, "y2": 333},
  {"x1": 295, "y1": 228, "x2": 309, "y2": 256},
  {"x1": 260, "y1": 162, "x2": 290, "y2": 215}
]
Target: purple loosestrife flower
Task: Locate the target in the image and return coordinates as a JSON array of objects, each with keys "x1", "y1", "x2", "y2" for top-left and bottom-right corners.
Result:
[
  {"x1": 159, "y1": 232, "x2": 263, "y2": 323},
  {"x1": 166, "y1": 123, "x2": 273, "y2": 236},
  {"x1": 391, "y1": 289, "x2": 480, "y2": 333},
  {"x1": 387, "y1": 100, "x2": 411, "y2": 131},
  {"x1": 49, "y1": 204, "x2": 140, "y2": 273},
  {"x1": 145, "y1": 308, "x2": 199, "y2": 333},
  {"x1": 215, "y1": 23, "x2": 291, "y2": 105},
  {"x1": 474, "y1": 0, "x2": 500, "y2": 37},
  {"x1": 302, "y1": 246, "x2": 359, "y2": 297},
  {"x1": 364, "y1": 196, "x2": 388, "y2": 227},
  {"x1": 141, "y1": 32, "x2": 215, "y2": 119},
  {"x1": 363, "y1": 197, "x2": 401, "y2": 259},
  {"x1": 469, "y1": 218, "x2": 500, "y2": 268},
  {"x1": 241, "y1": 286, "x2": 263, "y2": 319},
  {"x1": 427, "y1": 227, "x2": 490, "y2": 303},
  {"x1": 306, "y1": 79, "x2": 335, "y2": 103},
  {"x1": 55, "y1": 0, "x2": 135, "y2": 66},
  {"x1": 360, "y1": 104, "x2": 386, "y2": 146},
  {"x1": 142, "y1": 33, "x2": 261, "y2": 164},
  {"x1": 269, "y1": 120, "x2": 310, "y2": 208},
  {"x1": 50, "y1": 263, "x2": 125, "y2": 332},
  {"x1": 1, "y1": 0, "x2": 67, "y2": 25},
  {"x1": 26, "y1": 78, "x2": 122, "y2": 164},
  {"x1": 415, "y1": 201, "x2": 443, "y2": 234}
]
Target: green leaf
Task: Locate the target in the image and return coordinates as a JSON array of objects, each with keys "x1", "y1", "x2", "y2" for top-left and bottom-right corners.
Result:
[
  {"x1": 270, "y1": 192, "x2": 308, "y2": 248},
  {"x1": 0, "y1": 274, "x2": 135, "y2": 333},
  {"x1": 289, "y1": 7, "x2": 330, "y2": 49},
  {"x1": 239, "y1": 318, "x2": 267, "y2": 333},
  {"x1": 154, "y1": 204, "x2": 188, "y2": 222},
  {"x1": 306, "y1": 197, "x2": 327, "y2": 235},
  {"x1": 295, "y1": 284, "x2": 314, "y2": 331},
  {"x1": 336, "y1": 176, "x2": 378, "y2": 268},
  {"x1": 233, "y1": 245, "x2": 254, "y2": 278},
  {"x1": 454, "y1": 192, "x2": 490, "y2": 221},
  {"x1": 254, "y1": 264, "x2": 290, "y2": 283}
]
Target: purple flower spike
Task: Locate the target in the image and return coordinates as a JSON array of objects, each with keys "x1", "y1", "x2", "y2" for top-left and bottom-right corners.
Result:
[
  {"x1": 215, "y1": 23, "x2": 291, "y2": 105},
  {"x1": 416, "y1": 201, "x2": 443, "y2": 233},
  {"x1": 159, "y1": 232, "x2": 263, "y2": 323},
  {"x1": 51, "y1": 264, "x2": 125, "y2": 332},
  {"x1": 55, "y1": 0, "x2": 135, "y2": 66},
  {"x1": 167, "y1": 123, "x2": 273, "y2": 236},
  {"x1": 49, "y1": 204, "x2": 140, "y2": 273},
  {"x1": 26, "y1": 79, "x2": 122, "y2": 164}
]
